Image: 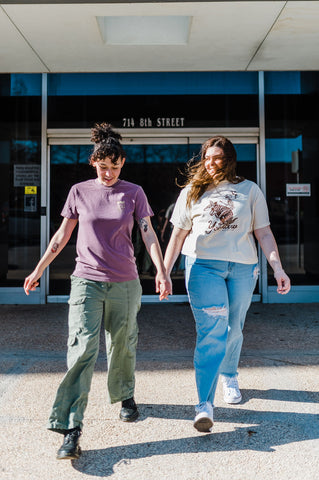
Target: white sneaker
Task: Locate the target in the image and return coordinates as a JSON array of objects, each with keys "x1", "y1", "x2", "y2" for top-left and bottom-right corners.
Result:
[
  {"x1": 193, "y1": 402, "x2": 214, "y2": 432},
  {"x1": 221, "y1": 375, "x2": 242, "y2": 404}
]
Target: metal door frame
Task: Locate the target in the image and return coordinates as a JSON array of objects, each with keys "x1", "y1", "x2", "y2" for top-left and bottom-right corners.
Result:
[{"x1": 45, "y1": 127, "x2": 261, "y2": 304}]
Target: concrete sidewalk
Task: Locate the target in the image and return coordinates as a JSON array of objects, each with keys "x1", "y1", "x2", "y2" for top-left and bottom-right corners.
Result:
[{"x1": 0, "y1": 302, "x2": 318, "y2": 480}]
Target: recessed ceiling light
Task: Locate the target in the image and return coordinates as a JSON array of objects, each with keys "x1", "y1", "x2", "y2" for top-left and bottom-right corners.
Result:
[{"x1": 97, "y1": 16, "x2": 191, "y2": 45}]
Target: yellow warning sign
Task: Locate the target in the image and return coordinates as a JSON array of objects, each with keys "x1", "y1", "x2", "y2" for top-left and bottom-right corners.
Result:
[{"x1": 25, "y1": 186, "x2": 37, "y2": 194}]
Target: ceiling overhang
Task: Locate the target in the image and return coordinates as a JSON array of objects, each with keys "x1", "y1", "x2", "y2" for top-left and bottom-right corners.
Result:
[{"x1": 1, "y1": 2, "x2": 319, "y2": 73}]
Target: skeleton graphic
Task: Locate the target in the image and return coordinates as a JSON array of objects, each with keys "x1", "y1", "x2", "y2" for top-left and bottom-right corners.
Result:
[{"x1": 204, "y1": 191, "x2": 238, "y2": 234}]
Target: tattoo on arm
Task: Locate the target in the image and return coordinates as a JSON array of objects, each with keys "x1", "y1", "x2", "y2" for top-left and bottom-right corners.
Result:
[
  {"x1": 139, "y1": 218, "x2": 148, "y2": 233},
  {"x1": 51, "y1": 242, "x2": 59, "y2": 253}
]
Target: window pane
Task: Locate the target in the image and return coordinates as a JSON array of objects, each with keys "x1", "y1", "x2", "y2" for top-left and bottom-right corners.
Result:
[
  {"x1": 49, "y1": 145, "x2": 95, "y2": 294},
  {"x1": 265, "y1": 72, "x2": 319, "y2": 286},
  {"x1": 0, "y1": 74, "x2": 41, "y2": 288}
]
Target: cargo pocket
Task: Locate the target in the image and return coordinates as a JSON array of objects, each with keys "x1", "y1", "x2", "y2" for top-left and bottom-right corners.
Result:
[
  {"x1": 68, "y1": 294, "x2": 86, "y2": 306},
  {"x1": 67, "y1": 328, "x2": 83, "y2": 347},
  {"x1": 66, "y1": 327, "x2": 85, "y2": 369}
]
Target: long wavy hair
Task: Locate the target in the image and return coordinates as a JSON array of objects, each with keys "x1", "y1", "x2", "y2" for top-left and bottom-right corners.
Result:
[
  {"x1": 183, "y1": 136, "x2": 244, "y2": 207},
  {"x1": 89, "y1": 122, "x2": 126, "y2": 165}
]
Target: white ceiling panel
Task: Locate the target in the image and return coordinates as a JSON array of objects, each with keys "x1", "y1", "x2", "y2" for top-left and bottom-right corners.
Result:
[
  {"x1": 0, "y1": 2, "x2": 318, "y2": 73},
  {"x1": 179, "y1": 2, "x2": 285, "y2": 71},
  {"x1": 249, "y1": 1, "x2": 319, "y2": 70},
  {"x1": 0, "y1": 7, "x2": 48, "y2": 72}
]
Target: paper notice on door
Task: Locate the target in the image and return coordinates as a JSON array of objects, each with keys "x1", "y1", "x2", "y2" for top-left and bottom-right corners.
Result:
[
  {"x1": 286, "y1": 184, "x2": 311, "y2": 197},
  {"x1": 14, "y1": 165, "x2": 40, "y2": 187}
]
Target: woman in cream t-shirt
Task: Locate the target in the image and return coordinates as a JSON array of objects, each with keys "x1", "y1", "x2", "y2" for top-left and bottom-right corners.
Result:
[{"x1": 164, "y1": 135, "x2": 290, "y2": 433}]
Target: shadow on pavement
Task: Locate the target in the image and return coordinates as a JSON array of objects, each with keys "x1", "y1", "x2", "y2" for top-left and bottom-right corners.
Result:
[{"x1": 72, "y1": 403, "x2": 319, "y2": 477}]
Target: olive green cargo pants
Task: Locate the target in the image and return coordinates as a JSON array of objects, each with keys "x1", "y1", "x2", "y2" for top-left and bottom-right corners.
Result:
[{"x1": 48, "y1": 275, "x2": 142, "y2": 433}]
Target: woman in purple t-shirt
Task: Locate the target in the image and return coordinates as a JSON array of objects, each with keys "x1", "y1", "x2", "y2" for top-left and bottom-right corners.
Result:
[{"x1": 24, "y1": 123, "x2": 171, "y2": 460}]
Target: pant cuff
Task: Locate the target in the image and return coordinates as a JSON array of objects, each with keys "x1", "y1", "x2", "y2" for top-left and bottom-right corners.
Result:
[{"x1": 47, "y1": 421, "x2": 82, "y2": 434}]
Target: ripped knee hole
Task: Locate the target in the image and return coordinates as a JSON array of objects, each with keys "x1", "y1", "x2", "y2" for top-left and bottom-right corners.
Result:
[{"x1": 202, "y1": 305, "x2": 228, "y2": 317}]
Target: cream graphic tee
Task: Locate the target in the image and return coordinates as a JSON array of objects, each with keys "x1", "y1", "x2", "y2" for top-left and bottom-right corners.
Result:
[{"x1": 170, "y1": 180, "x2": 270, "y2": 264}]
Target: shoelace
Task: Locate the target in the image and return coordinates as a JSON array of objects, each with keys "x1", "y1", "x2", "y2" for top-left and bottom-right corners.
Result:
[
  {"x1": 122, "y1": 399, "x2": 136, "y2": 409},
  {"x1": 225, "y1": 377, "x2": 240, "y2": 392},
  {"x1": 197, "y1": 401, "x2": 213, "y2": 413},
  {"x1": 65, "y1": 429, "x2": 81, "y2": 444}
]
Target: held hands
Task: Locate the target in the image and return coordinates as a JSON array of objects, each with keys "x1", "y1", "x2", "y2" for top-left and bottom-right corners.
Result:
[
  {"x1": 274, "y1": 269, "x2": 291, "y2": 295},
  {"x1": 155, "y1": 272, "x2": 172, "y2": 301}
]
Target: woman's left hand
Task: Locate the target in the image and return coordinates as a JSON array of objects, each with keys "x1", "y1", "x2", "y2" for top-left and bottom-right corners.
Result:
[
  {"x1": 156, "y1": 272, "x2": 172, "y2": 300},
  {"x1": 274, "y1": 269, "x2": 291, "y2": 295}
]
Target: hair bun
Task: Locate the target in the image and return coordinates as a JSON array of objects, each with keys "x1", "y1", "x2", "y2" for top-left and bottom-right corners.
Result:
[{"x1": 91, "y1": 122, "x2": 122, "y2": 144}]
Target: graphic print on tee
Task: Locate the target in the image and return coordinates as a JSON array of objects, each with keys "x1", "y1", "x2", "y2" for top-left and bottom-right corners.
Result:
[
  {"x1": 117, "y1": 200, "x2": 126, "y2": 211},
  {"x1": 204, "y1": 190, "x2": 238, "y2": 234}
]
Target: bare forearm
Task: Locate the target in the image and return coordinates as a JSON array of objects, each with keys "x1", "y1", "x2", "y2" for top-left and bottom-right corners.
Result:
[
  {"x1": 139, "y1": 217, "x2": 172, "y2": 298},
  {"x1": 255, "y1": 228, "x2": 283, "y2": 273},
  {"x1": 143, "y1": 230, "x2": 166, "y2": 274},
  {"x1": 24, "y1": 217, "x2": 77, "y2": 296},
  {"x1": 34, "y1": 231, "x2": 71, "y2": 275},
  {"x1": 255, "y1": 226, "x2": 291, "y2": 294},
  {"x1": 164, "y1": 227, "x2": 189, "y2": 275}
]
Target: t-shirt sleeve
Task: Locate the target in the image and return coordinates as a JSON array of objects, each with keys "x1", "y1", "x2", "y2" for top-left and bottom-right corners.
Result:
[
  {"x1": 170, "y1": 188, "x2": 192, "y2": 230},
  {"x1": 252, "y1": 185, "x2": 270, "y2": 230},
  {"x1": 134, "y1": 186, "x2": 154, "y2": 221},
  {"x1": 60, "y1": 185, "x2": 79, "y2": 219}
]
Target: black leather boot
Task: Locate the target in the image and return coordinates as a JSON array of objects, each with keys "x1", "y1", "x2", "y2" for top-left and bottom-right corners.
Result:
[
  {"x1": 56, "y1": 427, "x2": 82, "y2": 460},
  {"x1": 120, "y1": 397, "x2": 139, "y2": 422}
]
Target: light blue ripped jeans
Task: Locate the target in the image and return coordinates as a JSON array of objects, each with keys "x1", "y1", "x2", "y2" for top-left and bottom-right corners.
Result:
[{"x1": 185, "y1": 257, "x2": 259, "y2": 407}]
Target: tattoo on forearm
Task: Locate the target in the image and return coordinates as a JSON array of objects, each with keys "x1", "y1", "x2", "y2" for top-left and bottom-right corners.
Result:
[
  {"x1": 51, "y1": 242, "x2": 59, "y2": 253},
  {"x1": 139, "y1": 218, "x2": 148, "y2": 233}
]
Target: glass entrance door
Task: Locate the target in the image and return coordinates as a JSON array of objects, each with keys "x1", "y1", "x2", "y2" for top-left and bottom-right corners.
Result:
[
  {"x1": 49, "y1": 144, "x2": 93, "y2": 296},
  {"x1": 47, "y1": 132, "x2": 259, "y2": 301}
]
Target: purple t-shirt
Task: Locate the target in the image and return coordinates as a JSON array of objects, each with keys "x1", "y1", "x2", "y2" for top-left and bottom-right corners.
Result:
[{"x1": 61, "y1": 178, "x2": 154, "y2": 282}]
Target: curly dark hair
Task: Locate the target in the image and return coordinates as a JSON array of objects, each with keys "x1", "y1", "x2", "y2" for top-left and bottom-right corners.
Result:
[
  {"x1": 183, "y1": 136, "x2": 244, "y2": 206},
  {"x1": 89, "y1": 122, "x2": 126, "y2": 165}
]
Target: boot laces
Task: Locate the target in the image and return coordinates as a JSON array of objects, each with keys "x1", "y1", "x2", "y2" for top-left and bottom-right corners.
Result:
[{"x1": 65, "y1": 428, "x2": 81, "y2": 444}]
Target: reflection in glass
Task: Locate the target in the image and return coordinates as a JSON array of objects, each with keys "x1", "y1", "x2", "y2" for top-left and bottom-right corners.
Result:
[{"x1": 48, "y1": 72, "x2": 258, "y2": 96}]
